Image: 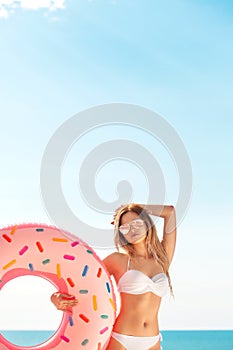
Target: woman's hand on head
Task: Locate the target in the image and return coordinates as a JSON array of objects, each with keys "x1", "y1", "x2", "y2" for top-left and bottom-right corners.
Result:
[{"x1": 50, "y1": 292, "x2": 78, "y2": 311}]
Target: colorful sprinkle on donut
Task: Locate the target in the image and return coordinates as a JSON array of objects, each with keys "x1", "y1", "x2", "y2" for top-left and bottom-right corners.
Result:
[{"x1": 19, "y1": 245, "x2": 29, "y2": 256}]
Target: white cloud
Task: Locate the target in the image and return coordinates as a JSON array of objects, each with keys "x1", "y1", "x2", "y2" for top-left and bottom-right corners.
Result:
[{"x1": 0, "y1": 0, "x2": 65, "y2": 18}]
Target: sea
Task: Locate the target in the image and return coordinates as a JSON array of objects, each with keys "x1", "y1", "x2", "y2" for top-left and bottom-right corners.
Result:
[{"x1": 0, "y1": 330, "x2": 233, "y2": 349}]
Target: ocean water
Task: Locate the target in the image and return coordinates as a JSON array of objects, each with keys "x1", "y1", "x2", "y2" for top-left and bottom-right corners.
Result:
[
  {"x1": 0, "y1": 330, "x2": 233, "y2": 349},
  {"x1": 161, "y1": 330, "x2": 233, "y2": 350}
]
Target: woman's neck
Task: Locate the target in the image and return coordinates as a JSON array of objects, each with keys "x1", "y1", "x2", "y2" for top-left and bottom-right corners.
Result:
[{"x1": 131, "y1": 241, "x2": 149, "y2": 259}]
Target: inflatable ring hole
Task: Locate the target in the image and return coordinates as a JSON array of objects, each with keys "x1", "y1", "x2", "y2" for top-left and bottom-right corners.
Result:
[{"x1": 0, "y1": 275, "x2": 63, "y2": 347}]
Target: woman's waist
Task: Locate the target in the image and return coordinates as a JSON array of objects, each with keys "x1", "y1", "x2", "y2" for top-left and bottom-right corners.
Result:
[{"x1": 113, "y1": 311, "x2": 159, "y2": 336}]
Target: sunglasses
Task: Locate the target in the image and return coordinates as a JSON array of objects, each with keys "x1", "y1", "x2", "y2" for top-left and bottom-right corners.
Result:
[{"x1": 119, "y1": 218, "x2": 144, "y2": 235}]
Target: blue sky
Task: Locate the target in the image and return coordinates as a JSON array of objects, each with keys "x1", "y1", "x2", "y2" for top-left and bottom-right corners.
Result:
[{"x1": 0, "y1": 0, "x2": 233, "y2": 332}]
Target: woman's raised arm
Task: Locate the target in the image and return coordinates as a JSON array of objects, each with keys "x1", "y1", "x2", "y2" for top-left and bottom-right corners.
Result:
[{"x1": 143, "y1": 204, "x2": 177, "y2": 265}]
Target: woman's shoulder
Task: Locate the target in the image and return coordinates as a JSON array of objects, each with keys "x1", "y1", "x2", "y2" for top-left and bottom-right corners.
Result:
[
  {"x1": 103, "y1": 252, "x2": 128, "y2": 275},
  {"x1": 104, "y1": 251, "x2": 128, "y2": 263}
]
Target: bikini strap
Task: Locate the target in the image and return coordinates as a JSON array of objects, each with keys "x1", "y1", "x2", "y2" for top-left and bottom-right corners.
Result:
[{"x1": 127, "y1": 256, "x2": 130, "y2": 271}]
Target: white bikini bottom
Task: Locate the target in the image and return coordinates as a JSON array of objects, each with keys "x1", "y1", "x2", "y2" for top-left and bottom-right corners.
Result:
[{"x1": 111, "y1": 331, "x2": 162, "y2": 350}]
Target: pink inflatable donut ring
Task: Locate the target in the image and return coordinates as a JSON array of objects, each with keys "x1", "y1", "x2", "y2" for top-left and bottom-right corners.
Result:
[{"x1": 0, "y1": 224, "x2": 116, "y2": 350}]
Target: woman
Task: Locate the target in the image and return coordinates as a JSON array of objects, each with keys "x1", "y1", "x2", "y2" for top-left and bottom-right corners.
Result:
[{"x1": 51, "y1": 203, "x2": 176, "y2": 350}]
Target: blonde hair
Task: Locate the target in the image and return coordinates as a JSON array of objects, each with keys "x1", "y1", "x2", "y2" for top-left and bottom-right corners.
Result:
[{"x1": 114, "y1": 203, "x2": 173, "y2": 295}]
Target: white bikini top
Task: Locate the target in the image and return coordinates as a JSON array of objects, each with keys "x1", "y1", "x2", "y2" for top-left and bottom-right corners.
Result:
[{"x1": 117, "y1": 258, "x2": 169, "y2": 297}]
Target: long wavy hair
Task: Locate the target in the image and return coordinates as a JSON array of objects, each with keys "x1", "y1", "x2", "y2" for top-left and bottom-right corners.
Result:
[{"x1": 114, "y1": 203, "x2": 173, "y2": 295}]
